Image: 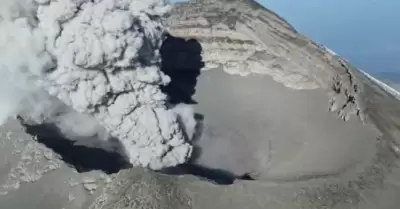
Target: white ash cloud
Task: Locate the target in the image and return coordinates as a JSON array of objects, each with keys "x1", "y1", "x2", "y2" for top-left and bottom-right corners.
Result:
[
  {"x1": 18, "y1": 93, "x2": 125, "y2": 155},
  {"x1": 0, "y1": 0, "x2": 194, "y2": 170},
  {"x1": 0, "y1": 0, "x2": 54, "y2": 124}
]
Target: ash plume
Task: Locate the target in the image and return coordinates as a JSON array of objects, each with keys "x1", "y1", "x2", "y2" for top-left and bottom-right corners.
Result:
[{"x1": 0, "y1": 0, "x2": 194, "y2": 170}]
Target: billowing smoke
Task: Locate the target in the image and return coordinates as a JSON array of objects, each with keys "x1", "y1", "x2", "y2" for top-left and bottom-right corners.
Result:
[
  {"x1": 0, "y1": 0, "x2": 54, "y2": 124},
  {"x1": 0, "y1": 0, "x2": 194, "y2": 170}
]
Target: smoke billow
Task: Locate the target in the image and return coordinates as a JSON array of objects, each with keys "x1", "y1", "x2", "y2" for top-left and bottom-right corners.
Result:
[
  {"x1": 0, "y1": 0, "x2": 54, "y2": 124},
  {"x1": 0, "y1": 0, "x2": 195, "y2": 170}
]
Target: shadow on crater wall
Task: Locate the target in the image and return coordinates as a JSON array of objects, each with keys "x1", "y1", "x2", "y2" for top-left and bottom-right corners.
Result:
[
  {"x1": 160, "y1": 34, "x2": 205, "y2": 104},
  {"x1": 18, "y1": 117, "x2": 131, "y2": 174},
  {"x1": 160, "y1": 36, "x2": 253, "y2": 184}
]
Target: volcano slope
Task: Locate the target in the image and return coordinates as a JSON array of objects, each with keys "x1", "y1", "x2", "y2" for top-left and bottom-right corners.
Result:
[
  {"x1": 90, "y1": 0, "x2": 400, "y2": 208},
  {"x1": 163, "y1": 0, "x2": 387, "y2": 182},
  {"x1": 2, "y1": 0, "x2": 400, "y2": 209}
]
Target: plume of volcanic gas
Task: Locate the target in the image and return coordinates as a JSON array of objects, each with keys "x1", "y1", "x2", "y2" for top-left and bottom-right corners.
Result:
[{"x1": 0, "y1": 0, "x2": 193, "y2": 170}]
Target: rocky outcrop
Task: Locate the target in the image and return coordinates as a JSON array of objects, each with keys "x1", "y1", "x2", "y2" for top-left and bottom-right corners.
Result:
[
  {"x1": 167, "y1": 0, "x2": 366, "y2": 123},
  {"x1": 167, "y1": 0, "x2": 336, "y2": 89}
]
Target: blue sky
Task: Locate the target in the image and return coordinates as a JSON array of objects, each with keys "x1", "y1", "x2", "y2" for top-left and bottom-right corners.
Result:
[{"x1": 169, "y1": 0, "x2": 400, "y2": 74}]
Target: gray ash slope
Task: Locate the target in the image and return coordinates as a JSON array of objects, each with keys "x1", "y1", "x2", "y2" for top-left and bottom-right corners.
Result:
[
  {"x1": 3, "y1": 0, "x2": 400, "y2": 209},
  {"x1": 165, "y1": 0, "x2": 385, "y2": 179}
]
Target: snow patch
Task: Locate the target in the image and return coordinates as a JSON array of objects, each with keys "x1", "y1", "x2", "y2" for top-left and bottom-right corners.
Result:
[
  {"x1": 317, "y1": 42, "x2": 400, "y2": 101},
  {"x1": 360, "y1": 70, "x2": 400, "y2": 100}
]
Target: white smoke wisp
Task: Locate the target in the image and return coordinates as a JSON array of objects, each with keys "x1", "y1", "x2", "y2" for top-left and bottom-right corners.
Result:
[
  {"x1": 18, "y1": 94, "x2": 124, "y2": 154},
  {"x1": 0, "y1": 0, "x2": 55, "y2": 125},
  {"x1": 0, "y1": 0, "x2": 194, "y2": 170},
  {"x1": 172, "y1": 104, "x2": 197, "y2": 141}
]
